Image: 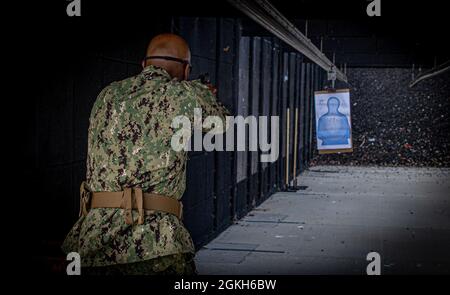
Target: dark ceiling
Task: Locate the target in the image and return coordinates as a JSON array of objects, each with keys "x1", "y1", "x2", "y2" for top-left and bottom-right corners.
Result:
[{"x1": 26, "y1": 0, "x2": 450, "y2": 67}]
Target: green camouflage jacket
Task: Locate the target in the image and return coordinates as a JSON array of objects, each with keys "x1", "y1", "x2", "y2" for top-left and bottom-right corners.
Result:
[{"x1": 62, "y1": 65, "x2": 229, "y2": 267}]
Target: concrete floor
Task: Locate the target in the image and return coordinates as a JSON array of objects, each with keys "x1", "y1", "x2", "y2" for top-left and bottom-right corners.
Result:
[{"x1": 195, "y1": 165, "x2": 450, "y2": 275}]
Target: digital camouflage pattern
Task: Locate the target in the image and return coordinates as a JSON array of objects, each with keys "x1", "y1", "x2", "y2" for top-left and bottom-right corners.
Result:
[
  {"x1": 83, "y1": 253, "x2": 197, "y2": 275},
  {"x1": 62, "y1": 65, "x2": 229, "y2": 268}
]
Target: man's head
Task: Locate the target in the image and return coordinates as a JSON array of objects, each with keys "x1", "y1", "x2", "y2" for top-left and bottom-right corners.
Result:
[{"x1": 143, "y1": 33, "x2": 191, "y2": 81}]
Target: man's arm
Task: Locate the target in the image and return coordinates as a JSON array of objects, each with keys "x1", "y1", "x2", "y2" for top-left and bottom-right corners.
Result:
[
  {"x1": 191, "y1": 80, "x2": 230, "y2": 119},
  {"x1": 180, "y1": 79, "x2": 230, "y2": 133}
]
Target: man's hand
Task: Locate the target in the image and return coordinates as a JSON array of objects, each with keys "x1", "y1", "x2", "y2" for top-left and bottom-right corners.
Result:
[
  {"x1": 198, "y1": 73, "x2": 217, "y2": 96},
  {"x1": 206, "y1": 83, "x2": 217, "y2": 96}
]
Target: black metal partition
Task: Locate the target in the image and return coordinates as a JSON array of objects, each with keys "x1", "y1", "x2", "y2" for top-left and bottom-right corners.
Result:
[{"x1": 180, "y1": 21, "x2": 331, "y2": 248}]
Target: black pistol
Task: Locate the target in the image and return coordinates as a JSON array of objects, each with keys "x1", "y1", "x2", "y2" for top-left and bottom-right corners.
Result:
[{"x1": 198, "y1": 73, "x2": 210, "y2": 85}]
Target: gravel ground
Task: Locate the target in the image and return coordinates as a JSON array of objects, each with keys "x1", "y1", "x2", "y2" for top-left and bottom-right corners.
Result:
[{"x1": 311, "y1": 68, "x2": 450, "y2": 167}]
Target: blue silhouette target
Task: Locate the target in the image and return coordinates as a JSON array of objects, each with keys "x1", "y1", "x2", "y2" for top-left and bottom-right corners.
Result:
[{"x1": 314, "y1": 90, "x2": 353, "y2": 151}]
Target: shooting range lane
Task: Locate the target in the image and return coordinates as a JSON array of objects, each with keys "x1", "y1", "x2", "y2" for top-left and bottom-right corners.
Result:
[{"x1": 195, "y1": 166, "x2": 450, "y2": 274}]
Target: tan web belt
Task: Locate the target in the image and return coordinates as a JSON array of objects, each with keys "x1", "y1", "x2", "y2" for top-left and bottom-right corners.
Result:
[{"x1": 79, "y1": 181, "x2": 183, "y2": 225}]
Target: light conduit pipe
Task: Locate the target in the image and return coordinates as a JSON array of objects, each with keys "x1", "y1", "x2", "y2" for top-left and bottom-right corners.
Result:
[{"x1": 409, "y1": 60, "x2": 450, "y2": 88}]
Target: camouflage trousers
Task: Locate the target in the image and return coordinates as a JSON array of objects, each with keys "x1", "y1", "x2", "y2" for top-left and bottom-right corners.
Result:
[{"x1": 82, "y1": 253, "x2": 197, "y2": 275}]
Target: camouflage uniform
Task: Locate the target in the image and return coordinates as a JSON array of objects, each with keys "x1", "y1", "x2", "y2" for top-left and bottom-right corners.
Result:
[{"x1": 62, "y1": 65, "x2": 229, "y2": 274}]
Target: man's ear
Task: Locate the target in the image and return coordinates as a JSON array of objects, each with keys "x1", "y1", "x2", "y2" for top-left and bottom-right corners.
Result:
[
  {"x1": 141, "y1": 60, "x2": 146, "y2": 69},
  {"x1": 183, "y1": 64, "x2": 190, "y2": 81}
]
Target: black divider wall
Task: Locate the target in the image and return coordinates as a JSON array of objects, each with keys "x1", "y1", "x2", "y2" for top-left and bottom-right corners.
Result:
[
  {"x1": 299, "y1": 63, "x2": 307, "y2": 172},
  {"x1": 259, "y1": 38, "x2": 272, "y2": 203},
  {"x1": 280, "y1": 52, "x2": 290, "y2": 189},
  {"x1": 248, "y1": 37, "x2": 261, "y2": 207},
  {"x1": 236, "y1": 36, "x2": 250, "y2": 219},
  {"x1": 312, "y1": 65, "x2": 322, "y2": 159},
  {"x1": 304, "y1": 63, "x2": 312, "y2": 164},
  {"x1": 213, "y1": 18, "x2": 236, "y2": 234},
  {"x1": 178, "y1": 17, "x2": 219, "y2": 248},
  {"x1": 270, "y1": 42, "x2": 281, "y2": 194},
  {"x1": 294, "y1": 55, "x2": 302, "y2": 177},
  {"x1": 309, "y1": 65, "x2": 317, "y2": 160},
  {"x1": 288, "y1": 53, "x2": 296, "y2": 184}
]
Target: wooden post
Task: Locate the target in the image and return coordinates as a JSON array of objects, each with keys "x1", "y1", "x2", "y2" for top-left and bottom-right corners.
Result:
[{"x1": 293, "y1": 107, "x2": 299, "y2": 186}]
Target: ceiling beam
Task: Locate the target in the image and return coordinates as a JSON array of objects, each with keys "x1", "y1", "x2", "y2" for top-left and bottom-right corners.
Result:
[{"x1": 228, "y1": 0, "x2": 347, "y2": 82}]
